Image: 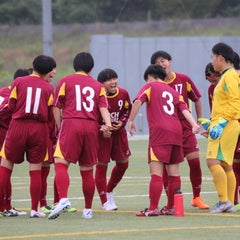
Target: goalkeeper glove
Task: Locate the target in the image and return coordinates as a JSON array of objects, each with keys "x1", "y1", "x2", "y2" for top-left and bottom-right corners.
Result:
[
  {"x1": 198, "y1": 118, "x2": 211, "y2": 131},
  {"x1": 209, "y1": 117, "x2": 228, "y2": 140}
]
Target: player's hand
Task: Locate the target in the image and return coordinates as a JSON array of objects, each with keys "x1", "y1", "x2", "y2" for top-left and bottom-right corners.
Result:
[
  {"x1": 100, "y1": 125, "x2": 112, "y2": 138},
  {"x1": 209, "y1": 117, "x2": 228, "y2": 140},
  {"x1": 198, "y1": 118, "x2": 211, "y2": 131},
  {"x1": 192, "y1": 124, "x2": 200, "y2": 134},
  {"x1": 128, "y1": 121, "x2": 136, "y2": 136},
  {"x1": 200, "y1": 130, "x2": 208, "y2": 138},
  {"x1": 112, "y1": 121, "x2": 123, "y2": 131}
]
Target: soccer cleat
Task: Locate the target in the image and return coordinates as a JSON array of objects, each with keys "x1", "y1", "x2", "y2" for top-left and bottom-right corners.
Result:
[
  {"x1": 63, "y1": 207, "x2": 77, "y2": 213},
  {"x1": 136, "y1": 208, "x2": 159, "y2": 217},
  {"x1": 10, "y1": 208, "x2": 27, "y2": 216},
  {"x1": 2, "y1": 210, "x2": 18, "y2": 217},
  {"x1": 40, "y1": 205, "x2": 53, "y2": 214},
  {"x1": 210, "y1": 200, "x2": 235, "y2": 214},
  {"x1": 52, "y1": 203, "x2": 77, "y2": 213},
  {"x1": 159, "y1": 206, "x2": 174, "y2": 216},
  {"x1": 235, "y1": 203, "x2": 240, "y2": 211},
  {"x1": 103, "y1": 201, "x2": 118, "y2": 211},
  {"x1": 82, "y1": 208, "x2": 93, "y2": 219},
  {"x1": 30, "y1": 210, "x2": 46, "y2": 218},
  {"x1": 191, "y1": 197, "x2": 210, "y2": 209},
  {"x1": 106, "y1": 192, "x2": 118, "y2": 210},
  {"x1": 48, "y1": 198, "x2": 71, "y2": 220}
]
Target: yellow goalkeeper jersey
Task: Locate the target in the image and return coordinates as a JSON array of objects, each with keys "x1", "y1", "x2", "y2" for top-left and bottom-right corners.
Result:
[{"x1": 211, "y1": 67, "x2": 240, "y2": 123}]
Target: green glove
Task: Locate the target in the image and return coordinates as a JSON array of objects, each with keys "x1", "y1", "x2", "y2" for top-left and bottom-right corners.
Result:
[
  {"x1": 198, "y1": 118, "x2": 211, "y2": 131},
  {"x1": 209, "y1": 117, "x2": 228, "y2": 139}
]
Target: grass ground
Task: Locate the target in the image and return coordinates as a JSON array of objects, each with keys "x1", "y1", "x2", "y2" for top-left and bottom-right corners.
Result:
[{"x1": 1, "y1": 137, "x2": 240, "y2": 240}]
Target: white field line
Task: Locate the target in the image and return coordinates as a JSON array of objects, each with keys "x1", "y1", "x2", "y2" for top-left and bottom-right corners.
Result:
[{"x1": 11, "y1": 175, "x2": 214, "y2": 203}]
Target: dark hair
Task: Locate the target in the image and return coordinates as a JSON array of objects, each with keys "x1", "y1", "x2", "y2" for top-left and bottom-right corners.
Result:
[
  {"x1": 232, "y1": 51, "x2": 240, "y2": 70},
  {"x1": 144, "y1": 64, "x2": 166, "y2": 81},
  {"x1": 73, "y1": 52, "x2": 94, "y2": 73},
  {"x1": 97, "y1": 68, "x2": 118, "y2": 83},
  {"x1": 32, "y1": 55, "x2": 56, "y2": 75},
  {"x1": 205, "y1": 63, "x2": 218, "y2": 76},
  {"x1": 150, "y1": 51, "x2": 172, "y2": 64},
  {"x1": 13, "y1": 68, "x2": 31, "y2": 80},
  {"x1": 212, "y1": 42, "x2": 234, "y2": 63}
]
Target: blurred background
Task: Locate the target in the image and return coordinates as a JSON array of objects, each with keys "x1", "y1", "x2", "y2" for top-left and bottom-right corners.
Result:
[{"x1": 0, "y1": 0, "x2": 239, "y2": 133}]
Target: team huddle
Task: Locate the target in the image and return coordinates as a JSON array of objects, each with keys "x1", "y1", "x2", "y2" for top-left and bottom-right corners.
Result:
[{"x1": 0, "y1": 42, "x2": 239, "y2": 219}]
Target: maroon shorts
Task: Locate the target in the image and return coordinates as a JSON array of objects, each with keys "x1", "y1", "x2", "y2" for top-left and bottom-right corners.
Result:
[
  {"x1": 181, "y1": 118, "x2": 199, "y2": 156},
  {"x1": 98, "y1": 128, "x2": 131, "y2": 163},
  {"x1": 55, "y1": 118, "x2": 99, "y2": 167},
  {"x1": 148, "y1": 144, "x2": 184, "y2": 165},
  {"x1": 46, "y1": 137, "x2": 55, "y2": 163},
  {"x1": 3, "y1": 119, "x2": 48, "y2": 164}
]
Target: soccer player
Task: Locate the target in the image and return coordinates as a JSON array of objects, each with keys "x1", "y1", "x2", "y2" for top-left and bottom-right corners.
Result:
[
  {"x1": 0, "y1": 68, "x2": 31, "y2": 217},
  {"x1": 95, "y1": 68, "x2": 132, "y2": 211},
  {"x1": 128, "y1": 64, "x2": 200, "y2": 216},
  {"x1": 0, "y1": 55, "x2": 56, "y2": 218},
  {"x1": 206, "y1": 42, "x2": 240, "y2": 213},
  {"x1": 204, "y1": 62, "x2": 221, "y2": 112},
  {"x1": 150, "y1": 51, "x2": 209, "y2": 210},
  {"x1": 48, "y1": 52, "x2": 112, "y2": 220},
  {"x1": 231, "y1": 51, "x2": 240, "y2": 208}
]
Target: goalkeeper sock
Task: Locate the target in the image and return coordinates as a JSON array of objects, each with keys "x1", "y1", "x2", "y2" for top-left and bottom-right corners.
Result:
[{"x1": 209, "y1": 164, "x2": 228, "y2": 202}]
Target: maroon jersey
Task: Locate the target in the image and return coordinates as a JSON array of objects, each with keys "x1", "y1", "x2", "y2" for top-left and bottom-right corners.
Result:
[
  {"x1": 9, "y1": 75, "x2": 54, "y2": 122},
  {"x1": 134, "y1": 80, "x2": 188, "y2": 146},
  {"x1": 166, "y1": 72, "x2": 201, "y2": 119},
  {"x1": 98, "y1": 87, "x2": 131, "y2": 163},
  {"x1": 0, "y1": 86, "x2": 11, "y2": 129},
  {"x1": 101, "y1": 87, "x2": 131, "y2": 134},
  {"x1": 208, "y1": 84, "x2": 216, "y2": 112},
  {"x1": 54, "y1": 73, "x2": 108, "y2": 121}
]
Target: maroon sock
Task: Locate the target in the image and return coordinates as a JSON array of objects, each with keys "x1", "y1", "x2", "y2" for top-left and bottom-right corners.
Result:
[
  {"x1": 167, "y1": 175, "x2": 181, "y2": 209},
  {"x1": 95, "y1": 164, "x2": 108, "y2": 205},
  {"x1": 187, "y1": 158, "x2": 202, "y2": 198},
  {"x1": 162, "y1": 166, "x2": 169, "y2": 196},
  {"x1": 5, "y1": 170, "x2": 13, "y2": 210},
  {"x1": 81, "y1": 169, "x2": 95, "y2": 209},
  {"x1": 107, "y1": 162, "x2": 128, "y2": 193},
  {"x1": 54, "y1": 163, "x2": 69, "y2": 199},
  {"x1": 40, "y1": 166, "x2": 50, "y2": 207},
  {"x1": 53, "y1": 176, "x2": 59, "y2": 204},
  {"x1": 0, "y1": 166, "x2": 12, "y2": 212},
  {"x1": 29, "y1": 170, "x2": 41, "y2": 211},
  {"x1": 149, "y1": 174, "x2": 163, "y2": 210},
  {"x1": 233, "y1": 162, "x2": 240, "y2": 204}
]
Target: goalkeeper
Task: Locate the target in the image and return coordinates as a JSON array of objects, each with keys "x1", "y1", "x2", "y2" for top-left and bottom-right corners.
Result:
[{"x1": 202, "y1": 43, "x2": 240, "y2": 214}]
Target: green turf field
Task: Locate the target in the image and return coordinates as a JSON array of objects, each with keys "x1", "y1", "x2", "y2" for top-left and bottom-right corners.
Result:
[{"x1": 1, "y1": 137, "x2": 240, "y2": 240}]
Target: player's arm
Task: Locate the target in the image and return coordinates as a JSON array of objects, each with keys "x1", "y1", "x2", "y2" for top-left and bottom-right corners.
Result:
[
  {"x1": 99, "y1": 107, "x2": 112, "y2": 137},
  {"x1": 194, "y1": 99, "x2": 202, "y2": 120},
  {"x1": 128, "y1": 99, "x2": 141, "y2": 136},
  {"x1": 181, "y1": 109, "x2": 200, "y2": 134},
  {"x1": 53, "y1": 106, "x2": 61, "y2": 131}
]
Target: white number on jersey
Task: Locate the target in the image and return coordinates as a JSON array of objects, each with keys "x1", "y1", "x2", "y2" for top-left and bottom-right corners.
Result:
[
  {"x1": 162, "y1": 91, "x2": 174, "y2": 115},
  {"x1": 75, "y1": 85, "x2": 95, "y2": 112},
  {"x1": 25, "y1": 87, "x2": 41, "y2": 114},
  {"x1": 174, "y1": 84, "x2": 183, "y2": 94}
]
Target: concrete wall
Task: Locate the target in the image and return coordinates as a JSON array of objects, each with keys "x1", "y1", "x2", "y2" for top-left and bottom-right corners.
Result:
[{"x1": 90, "y1": 35, "x2": 240, "y2": 134}]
